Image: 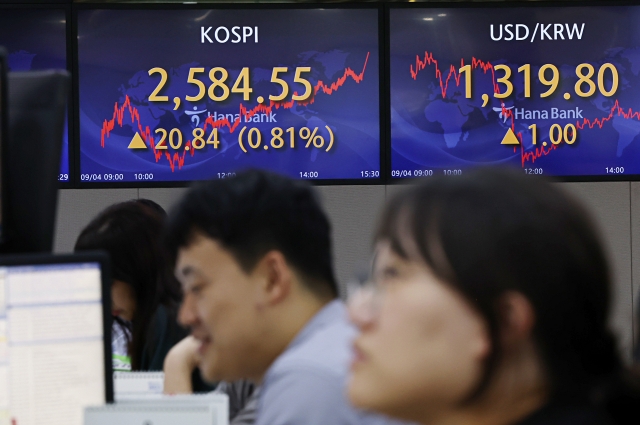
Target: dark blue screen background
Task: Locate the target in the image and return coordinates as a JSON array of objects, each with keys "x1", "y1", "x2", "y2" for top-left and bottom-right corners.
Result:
[
  {"x1": 77, "y1": 8, "x2": 380, "y2": 183},
  {"x1": 390, "y1": 6, "x2": 640, "y2": 179},
  {"x1": 0, "y1": 7, "x2": 70, "y2": 182}
]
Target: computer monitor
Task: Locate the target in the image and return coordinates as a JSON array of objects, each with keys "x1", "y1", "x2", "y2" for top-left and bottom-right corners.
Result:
[
  {"x1": 0, "y1": 4, "x2": 71, "y2": 184},
  {"x1": 389, "y1": 3, "x2": 640, "y2": 181},
  {"x1": 76, "y1": 6, "x2": 382, "y2": 185},
  {"x1": 0, "y1": 48, "x2": 7, "y2": 246},
  {"x1": 0, "y1": 252, "x2": 113, "y2": 425},
  {"x1": 3, "y1": 70, "x2": 68, "y2": 253}
]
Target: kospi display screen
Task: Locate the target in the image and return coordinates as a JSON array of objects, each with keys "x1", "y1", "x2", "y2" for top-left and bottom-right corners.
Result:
[
  {"x1": 390, "y1": 4, "x2": 640, "y2": 180},
  {"x1": 0, "y1": 7, "x2": 70, "y2": 183},
  {"x1": 76, "y1": 7, "x2": 381, "y2": 184}
]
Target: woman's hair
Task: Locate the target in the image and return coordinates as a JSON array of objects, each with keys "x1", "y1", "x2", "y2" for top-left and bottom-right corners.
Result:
[
  {"x1": 74, "y1": 200, "x2": 182, "y2": 370},
  {"x1": 377, "y1": 167, "x2": 639, "y2": 422}
]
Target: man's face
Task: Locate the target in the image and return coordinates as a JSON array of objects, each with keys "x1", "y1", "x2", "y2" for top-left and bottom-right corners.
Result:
[{"x1": 175, "y1": 234, "x2": 269, "y2": 382}]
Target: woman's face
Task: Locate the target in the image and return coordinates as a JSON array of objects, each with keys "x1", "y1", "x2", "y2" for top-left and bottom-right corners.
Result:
[
  {"x1": 347, "y1": 242, "x2": 491, "y2": 423},
  {"x1": 111, "y1": 279, "x2": 136, "y2": 322}
]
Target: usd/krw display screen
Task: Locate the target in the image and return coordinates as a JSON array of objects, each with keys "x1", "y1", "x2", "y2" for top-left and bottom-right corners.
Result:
[
  {"x1": 77, "y1": 8, "x2": 381, "y2": 183},
  {"x1": 0, "y1": 7, "x2": 70, "y2": 183},
  {"x1": 390, "y1": 5, "x2": 640, "y2": 179}
]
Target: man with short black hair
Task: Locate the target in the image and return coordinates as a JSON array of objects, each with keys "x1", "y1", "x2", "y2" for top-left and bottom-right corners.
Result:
[{"x1": 165, "y1": 170, "x2": 395, "y2": 425}]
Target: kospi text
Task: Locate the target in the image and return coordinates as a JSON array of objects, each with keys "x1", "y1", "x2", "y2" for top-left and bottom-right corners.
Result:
[{"x1": 201, "y1": 26, "x2": 259, "y2": 44}]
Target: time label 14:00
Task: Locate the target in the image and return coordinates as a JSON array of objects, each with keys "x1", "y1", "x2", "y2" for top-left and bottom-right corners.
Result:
[{"x1": 459, "y1": 62, "x2": 619, "y2": 102}]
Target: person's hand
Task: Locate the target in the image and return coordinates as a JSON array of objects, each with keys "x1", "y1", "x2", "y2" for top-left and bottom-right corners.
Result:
[{"x1": 163, "y1": 335, "x2": 201, "y2": 394}]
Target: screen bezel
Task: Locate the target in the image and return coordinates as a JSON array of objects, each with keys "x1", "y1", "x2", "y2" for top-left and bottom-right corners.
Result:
[
  {"x1": 72, "y1": 3, "x2": 386, "y2": 188},
  {"x1": 0, "y1": 48, "x2": 7, "y2": 244},
  {"x1": 387, "y1": 0, "x2": 640, "y2": 184},
  {"x1": 0, "y1": 3, "x2": 74, "y2": 188},
  {"x1": 0, "y1": 251, "x2": 115, "y2": 403}
]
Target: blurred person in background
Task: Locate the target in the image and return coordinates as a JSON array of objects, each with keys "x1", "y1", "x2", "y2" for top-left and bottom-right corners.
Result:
[
  {"x1": 348, "y1": 168, "x2": 640, "y2": 425},
  {"x1": 164, "y1": 170, "x2": 402, "y2": 425},
  {"x1": 74, "y1": 200, "x2": 187, "y2": 372}
]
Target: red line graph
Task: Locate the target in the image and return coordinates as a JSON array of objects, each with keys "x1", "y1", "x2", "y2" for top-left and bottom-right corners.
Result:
[
  {"x1": 410, "y1": 51, "x2": 501, "y2": 98},
  {"x1": 576, "y1": 100, "x2": 640, "y2": 129},
  {"x1": 100, "y1": 53, "x2": 371, "y2": 171},
  {"x1": 410, "y1": 50, "x2": 640, "y2": 166}
]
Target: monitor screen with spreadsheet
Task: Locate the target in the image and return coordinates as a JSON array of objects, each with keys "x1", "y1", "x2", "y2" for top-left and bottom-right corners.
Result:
[{"x1": 0, "y1": 252, "x2": 112, "y2": 425}]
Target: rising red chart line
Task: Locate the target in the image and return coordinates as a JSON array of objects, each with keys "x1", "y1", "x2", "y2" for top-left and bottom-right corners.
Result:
[
  {"x1": 100, "y1": 52, "x2": 371, "y2": 172},
  {"x1": 410, "y1": 51, "x2": 640, "y2": 166}
]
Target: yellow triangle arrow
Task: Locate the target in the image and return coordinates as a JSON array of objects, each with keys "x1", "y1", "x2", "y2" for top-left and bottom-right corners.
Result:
[
  {"x1": 128, "y1": 132, "x2": 147, "y2": 149},
  {"x1": 500, "y1": 128, "x2": 520, "y2": 145}
]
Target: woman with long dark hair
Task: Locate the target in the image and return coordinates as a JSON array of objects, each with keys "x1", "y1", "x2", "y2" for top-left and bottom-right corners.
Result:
[
  {"x1": 348, "y1": 168, "x2": 640, "y2": 425},
  {"x1": 75, "y1": 200, "x2": 185, "y2": 370}
]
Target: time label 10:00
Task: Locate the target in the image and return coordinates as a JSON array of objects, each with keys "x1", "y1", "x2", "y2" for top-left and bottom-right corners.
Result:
[
  {"x1": 392, "y1": 170, "x2": 462, "y2": 178},
  {"x1": 148, "y1": 66, "x2": 313, "y2": 107},
  {"x1": 81, "y1": 172, "x2": 239, "y2": 182},
  {"x1": 459, "y1": 62, "x2": 619, "y2": 100}
]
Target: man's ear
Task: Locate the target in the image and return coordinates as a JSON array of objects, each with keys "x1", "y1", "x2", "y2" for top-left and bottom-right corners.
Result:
[
  {"x1": 254, "y1": 250, "x2": 293, "y2": 306},
  {"x1": 497, "y1": 291, "x2": 536, "y2": 348}
]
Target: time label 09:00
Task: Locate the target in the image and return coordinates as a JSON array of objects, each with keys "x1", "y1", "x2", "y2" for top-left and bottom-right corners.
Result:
[{"x1": 392, "y1": 170, "x2": 463, "y2": 178}]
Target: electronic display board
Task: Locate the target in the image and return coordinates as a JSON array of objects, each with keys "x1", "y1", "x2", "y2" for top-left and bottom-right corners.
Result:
[
  {"x1": 390, "y1": 4, "x2": 640, "y2": 180},
  {"x1": 76, "y1": 7, "x2": 381, "y2": 184},
  {"x1": 0, "y1": 6, "x2": 70, "y2": 183}
]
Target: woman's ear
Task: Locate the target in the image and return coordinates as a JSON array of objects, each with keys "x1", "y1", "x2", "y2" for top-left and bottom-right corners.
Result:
[{"x1": 497, "y1": 291, "x2": 536, "y2": 348}]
